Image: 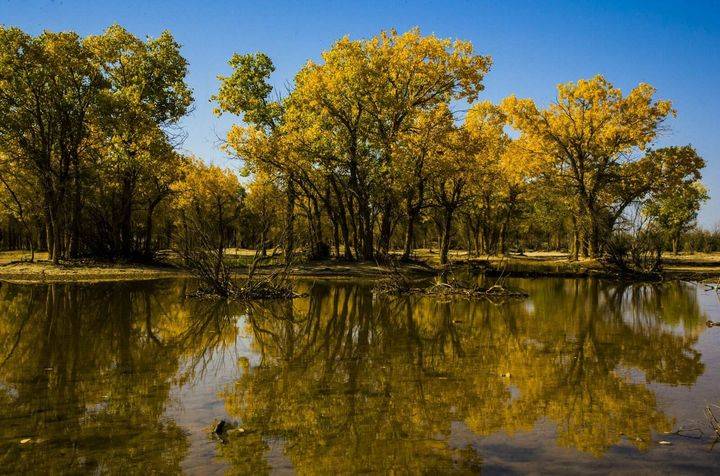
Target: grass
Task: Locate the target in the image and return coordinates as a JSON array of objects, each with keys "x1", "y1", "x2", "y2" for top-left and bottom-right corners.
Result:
[{"x1": 2, "y1": 248, "x2": 720, "y2": 284}]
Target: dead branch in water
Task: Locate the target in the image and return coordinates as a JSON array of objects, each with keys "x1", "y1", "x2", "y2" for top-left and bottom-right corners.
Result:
[
  {"x1": 183, "y1": 228, "x2": 302, "y2": 300},
  {"x1": 374, "y1": 264, "x2": 528, "y2": 302},
  {"x1": 706, "y1": 405, "x2": 720, "y2": 438},
  {"x1": 187, "y1": 274, "x2": 301, "y2": 300}
]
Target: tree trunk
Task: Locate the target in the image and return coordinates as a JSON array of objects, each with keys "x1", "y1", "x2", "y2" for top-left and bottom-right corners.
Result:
[
  {"x1": 499, "y1": 221, "x2": 507, "y2": 255},
  {"x1": 144, "y1": 200, "x2": 159, "y2": 257},
  {"x1": 45, "y1": 212, "x2": 54, "y2": 262},
  {"x1": 338, "y1": 206, "x2": 353, "y2": 260},
  {"x1": 335, "y1": 192, "x2": 353, "y2": 260},
  {"x1": 359, "y1": 200, "x2": 374, "y2": 260},
  {"x1": 260, "y1": 227, "x2": 268, "y2": 257},
  {"x1": 588, "y1": 214, "x2": 600, "y2": 258},
  {"x1": 378, "y1": 199, "x2": 393, "y2": 256},
  {"x1": 214, "y1": 201, "x2": 224, "y2": 283},
  {"x1": 69, "y1": 162, "x2": 81, "y2": 259},
  {"x1": 312, "y1": 197, "x2": 326, "y2": 258},
  {"x1": 120, "y1": 182, "x2": 134, "y2": 258},
  {"x1": 572, "y1": 214, "x2": 580, "y2": 261},
  {"x1": 284, "y1": 178, "x2": 296, "y2": 264},
  {"x1": 439, "y1": 208, "x2": 453, "y2": 265},
  {"x1": 52, "y1": 217, "x2": 62, "y2": 264},
  {"x1": 402, "y1": 209, "x2": 417, "y2": 261},
  {"x1": 348, "y1": 195, "x2": 361, "y2": 260}
]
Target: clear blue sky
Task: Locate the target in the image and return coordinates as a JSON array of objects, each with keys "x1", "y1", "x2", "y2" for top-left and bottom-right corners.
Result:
[{"x1": 2, "y1": 0, "x2": 719, "y2": 225}]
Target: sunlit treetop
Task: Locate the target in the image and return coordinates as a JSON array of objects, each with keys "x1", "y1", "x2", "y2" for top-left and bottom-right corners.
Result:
[
  {"x1": 85, "y1": 24, "x2": 193, "y2": 127},
  {"x1": 290, "y1": 28, "x2": 491, "y2": 145},
  {"x1": 501, "y1": 75, "x2": 674, "y2": 164},
  {"x1": 213, "y1": 52, "x2": 283, "y2": 130}
]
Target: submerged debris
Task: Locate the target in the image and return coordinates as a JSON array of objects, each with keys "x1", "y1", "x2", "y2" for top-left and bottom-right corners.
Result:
[
  {"x1": 208, "y1": 419, "x2": 251, "y2": 444},
  {"x1": 211, "y1": 419, "x2": 228, "y2": 435}
]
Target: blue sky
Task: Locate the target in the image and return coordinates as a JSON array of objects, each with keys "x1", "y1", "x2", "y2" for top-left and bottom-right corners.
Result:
[{"x1": 2, "y1": 0, "x2": 719, "y2": 225}]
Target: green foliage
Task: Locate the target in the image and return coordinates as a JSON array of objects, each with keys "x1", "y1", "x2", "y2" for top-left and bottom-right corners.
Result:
[{"x1": 214, "y1": 52, "x2": 282, "y2": 129}]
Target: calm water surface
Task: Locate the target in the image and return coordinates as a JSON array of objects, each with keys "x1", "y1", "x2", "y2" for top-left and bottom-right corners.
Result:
[{"x1": 1, "y1": 277, "x2": 720, "y2": 474}]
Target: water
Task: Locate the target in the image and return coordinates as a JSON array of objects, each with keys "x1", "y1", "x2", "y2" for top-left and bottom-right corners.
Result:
[{"x1": 0, "y1": 277, "x2": 719, "y2": 474}]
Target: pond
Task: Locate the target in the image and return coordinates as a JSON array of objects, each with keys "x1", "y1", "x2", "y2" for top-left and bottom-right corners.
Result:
[{"x1": 0, "y1": 277, "x2": 719, "y2": 474}]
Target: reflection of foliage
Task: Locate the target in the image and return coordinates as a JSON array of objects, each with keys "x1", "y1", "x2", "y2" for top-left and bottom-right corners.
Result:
[
  {"x1": 0, "y1": 278, "x2": 707, "y2": 473},
  {"x1": 219, "y1": 279, "x2": 706, "y2": 471},
  {"x1": 216, "y1": 431, "x2": 271, "y2": 476},
  {"x1": 0, "y1": 281, "x2": 194, "y2": 474}
]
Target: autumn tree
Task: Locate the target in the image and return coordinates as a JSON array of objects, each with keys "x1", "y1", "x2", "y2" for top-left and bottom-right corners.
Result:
[
  {"x1": 213, "y1": 53, "x2": 299, "y2": 262},
  {"x1": 502, "y1": 75, "x2": 674, "y2": 257},
  {"x1": 0, "y1": 155, "x2": 41, "y2": 258},
  {"x1": 0, "y1": 25, "x2": 192, "y2": 261},
  {"x1": 242, "y1": 173, "x2": 284, "y2": 255},
  {"x1": 277, "y1": 28, "x2": 491, "y2": 260},
  {"x1": 0, "y1": 28, "x2": 105, "y2": 262},
  {"x1": 86, "y1": 24, "x2": 192, "y2": 258},
  {"x1": 428, "y1": 102, "x2": 506, "y2": 265},
  {"x1": 395, "y1": 106, "x2": 451, "y2": 260},
  {"x1": 645, "y1": 175, "x2": 708, "y2": 254}
]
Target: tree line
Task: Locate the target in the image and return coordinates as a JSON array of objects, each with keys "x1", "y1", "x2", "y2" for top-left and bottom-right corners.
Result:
[{"x1": 0, "y1": 26, "x2": 708, "y2": 264}]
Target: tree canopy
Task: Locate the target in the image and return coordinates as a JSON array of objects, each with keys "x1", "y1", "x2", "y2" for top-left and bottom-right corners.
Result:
[{"x1": 0, "y1": 26, "x2": 708, "y2": 264}]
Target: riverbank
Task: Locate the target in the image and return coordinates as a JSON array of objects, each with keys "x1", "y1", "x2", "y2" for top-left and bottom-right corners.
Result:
[
  {"x1": 1, "y1": 249, "x2": 720, "y2": 283},
  {"x1": 0, "y1": 253, "x2": 186, "y2": 284},
  {"x1": 0, "y1": 250, "x2": 438, "y2": 284},
  {"x1": 451, "y1": 250, "x2": 720, "y2": 281}
]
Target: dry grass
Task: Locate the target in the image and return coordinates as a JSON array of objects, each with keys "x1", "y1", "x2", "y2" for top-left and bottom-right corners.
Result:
[
  {"x1": 420, "y1": 249, "x2": 720, "y2": 277},
  {"x1": 0, "y1": 250, "x2": 49, "y2": 265},
  {"x1": 661, "y1": 252, "x2": 720, "y2": 277},
  {"x1": 4, "y1": 248, "x2": 720, "y2": 283},
  {"x1": 0, "y1": 252, "x2": 185, "y2": 284}
]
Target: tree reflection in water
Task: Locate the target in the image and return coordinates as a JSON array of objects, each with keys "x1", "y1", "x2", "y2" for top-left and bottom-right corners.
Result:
[
  {"x1": 221, "y1": 279, "x2": 706, "y2": 473},
  {"x1": 0, "y1": 278, "x2": 708, "y2": 473},
  {"x1": 0, "y1": 281, "x2": 194, "y2": 474}
]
